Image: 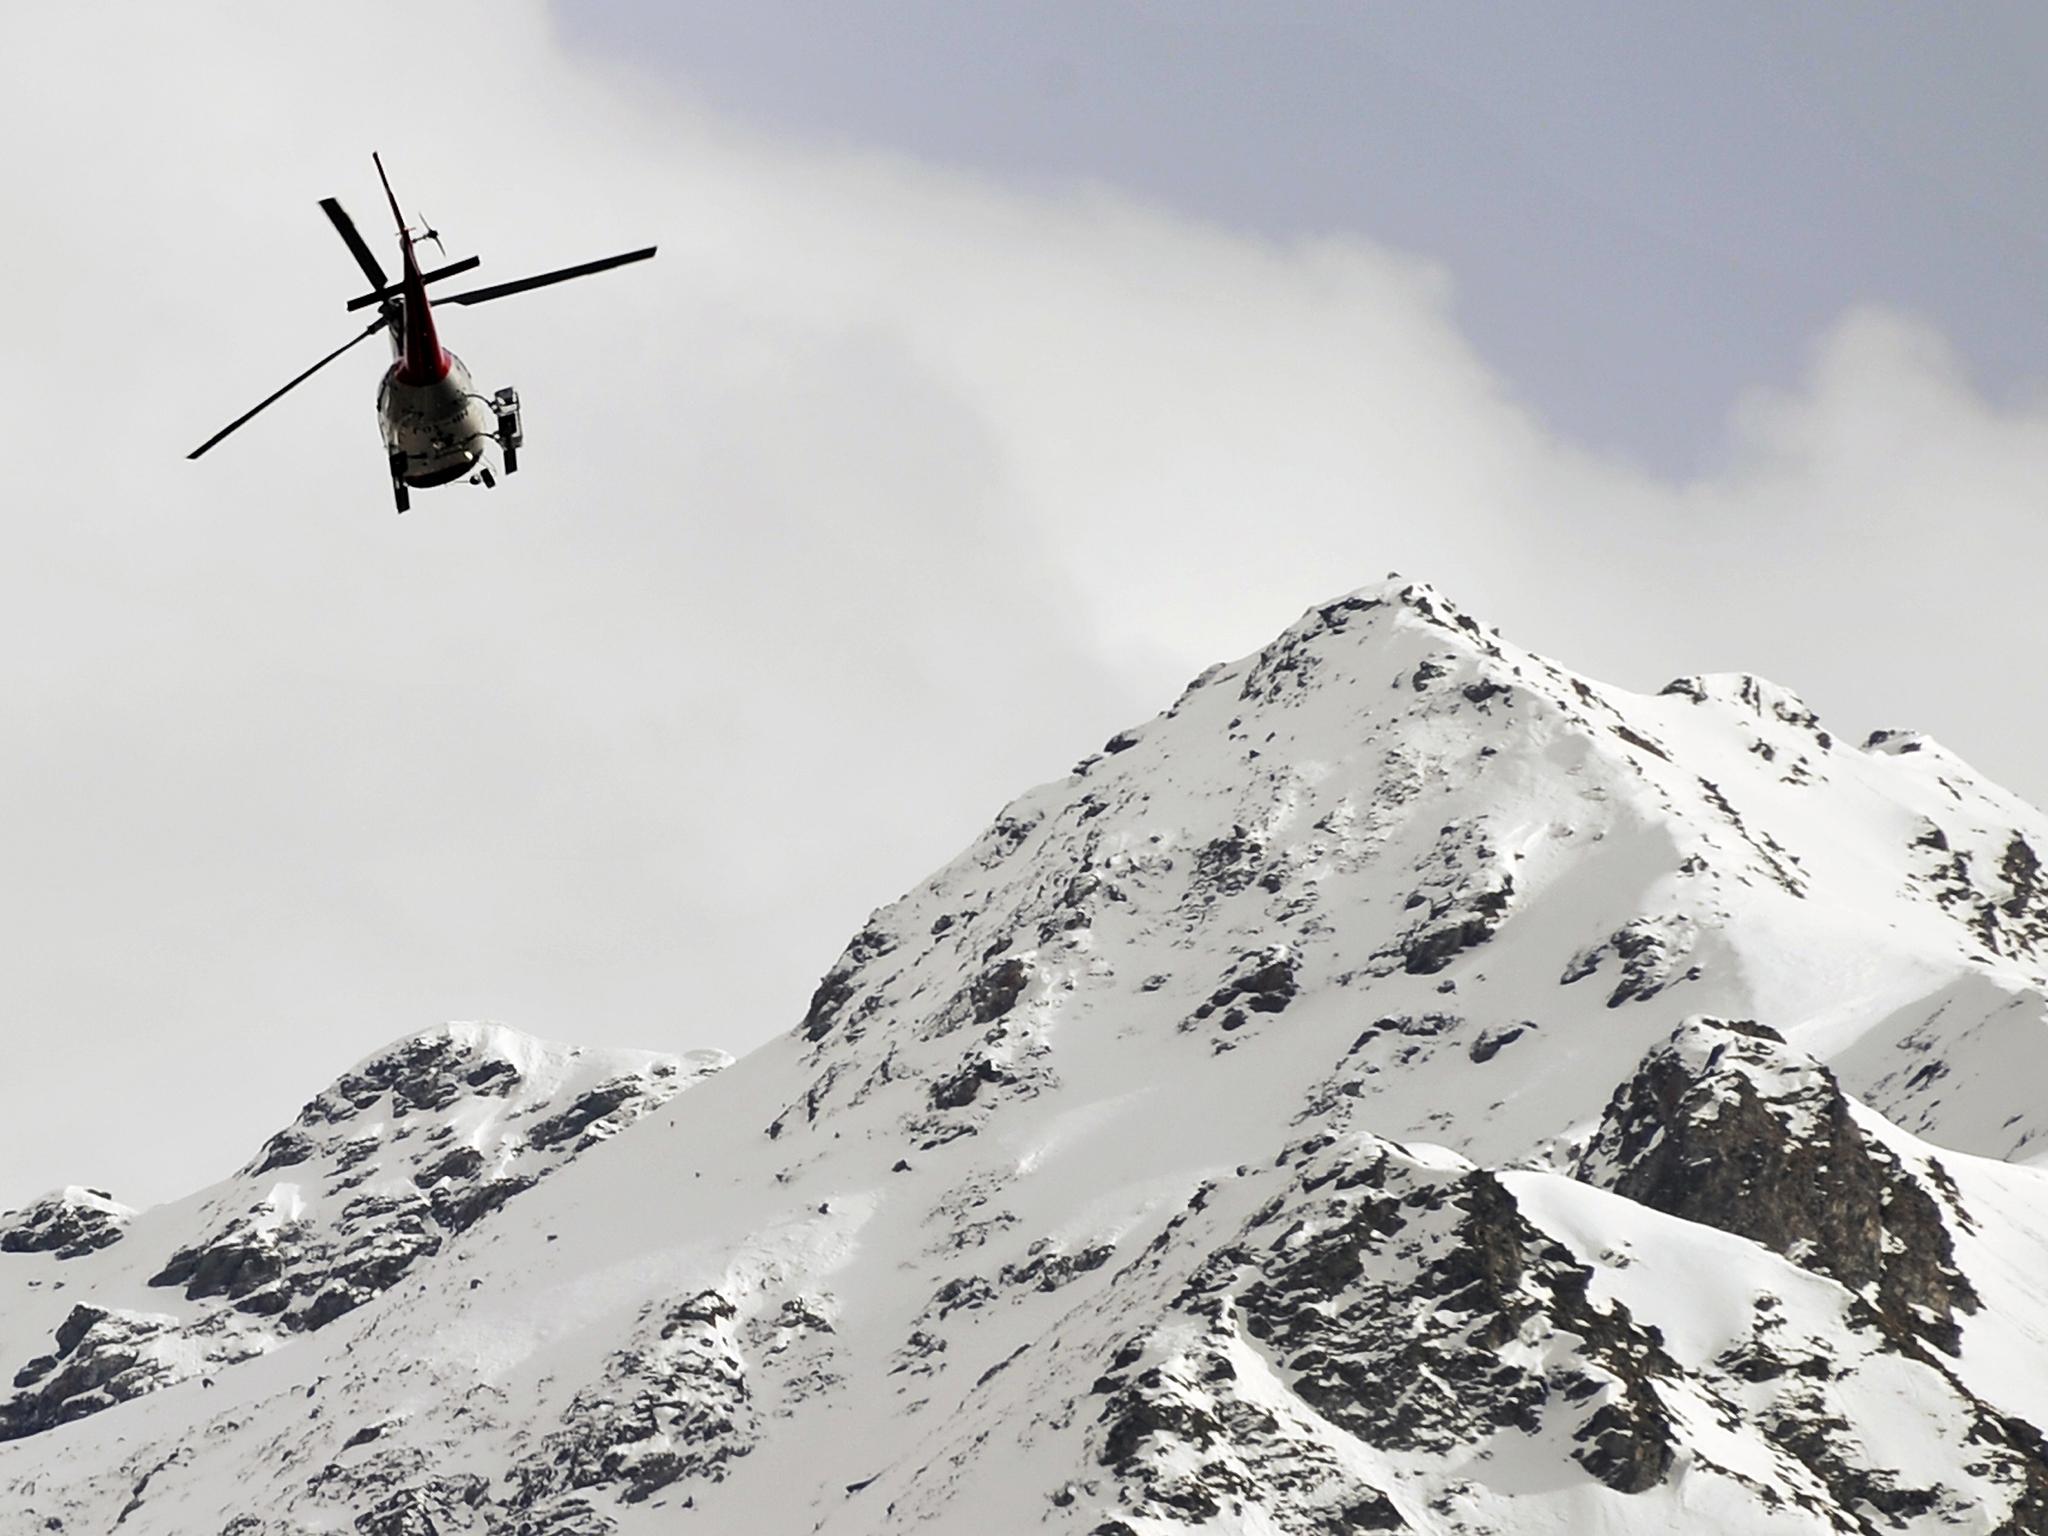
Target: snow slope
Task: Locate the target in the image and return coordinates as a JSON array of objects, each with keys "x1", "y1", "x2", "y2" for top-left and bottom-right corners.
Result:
[{"x1": 6, "y1": 578, "x2": 2048, "y2": 1534}]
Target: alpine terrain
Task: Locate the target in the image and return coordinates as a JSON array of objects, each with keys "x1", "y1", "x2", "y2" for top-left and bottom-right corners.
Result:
[{"x1": 7, "y1": 577, "x2": 2048, "y2": 1535}]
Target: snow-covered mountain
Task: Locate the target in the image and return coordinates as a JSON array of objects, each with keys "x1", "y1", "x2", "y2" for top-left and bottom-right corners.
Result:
[
  {"x1": 0, "y1": 1025, "x2": 727, "y2": 1446},
  {"x1": 7, "y1": 577, "x2": 2048, "y2": 1535}
]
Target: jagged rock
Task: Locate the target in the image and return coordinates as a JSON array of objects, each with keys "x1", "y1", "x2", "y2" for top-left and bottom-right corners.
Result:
[
  {"x1": 1232, "y1": 1150, "x2": 1675, "y2": 1489},
  {"x1": 525, "y1": 1077, "x2": 654, "y2": 1150},
  {"x1": 0, "y1": 1306, "x2": 191, "y2": 1442},
  {"x1": 1186, "y1": 946, "x2": 1300, "y2": 1035},
  {"x1": 1001, "y1": 1239, "x2": 1116, "y2": 1293},
  {"x1": 427, "y1": 1174, "x2": 534, "y2": 1234},
  {"x1": 1373, "y1": 823, "x2": 1517, "y2": 977},
  {"x1": 503, "y1": 1500, "x2": 618, "y2": 1536},
  {"x1": 251, "y1": 1127, "x2": 317, "y2": 1176},
  {"x1": 1191, "y1": 824, "x2": 1270, "y2": 900},
  {"x1": 0, "y1": 1188, "x2": 133, "y2": 1259},
  {"x1": 1575, "y1": 1018, "x2": 1979, "y2": 1353},
  {"x1": 929, "y1": 1055, "x2": 1019, "y2": 1110},
  {"x1": 969, "y1": 957, "x2": 1031, "y2": 1024},
  {"x1": 1908, "y1": 818, "x2": 2048, "y2": 962},
  {"x1": 152, "y1": 1222, "x2": 291, "y2": 1303},
  {"x1": 511, "y1": 1289, "x2": 756, "y2": 1508},
  {"x1": 1561, "y1": 914, "x2": 1701, "y2": 1007},
  {"x1": 412, "y1": 1146, "x2": 485, "y2": 1188},
  {"x1": 352, "y1": 1475, "x2": 487, "y2": 1536},
  {"x1": 1467, "y1": 1021, "x2": 1531, "y2": 1063},
  {"x1": 1081, "y1": 1137, "x2": 1678, "y2": 1528},
  {"x1": 799, "y1": 923, "x2": 898, "y2": 1042}
]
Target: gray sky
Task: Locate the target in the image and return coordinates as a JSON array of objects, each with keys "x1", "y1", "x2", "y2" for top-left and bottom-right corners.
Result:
[
  {"x1": 554, "y1": 2, "x2": 2048, "y2": 473},
  {"x1": 3, "y1": 4, "x2": 2046, "y2": 1212}
]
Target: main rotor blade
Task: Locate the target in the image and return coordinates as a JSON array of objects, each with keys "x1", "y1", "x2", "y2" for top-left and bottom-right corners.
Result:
[
  {"x1": 187, "y1": 316, "x2": 388, "y2": 460},
  {"x1": 344, "y1": 254, "x2": 482, "y2": 312},
  {"x1": 434, "y1": 246, "x2": 657, "y2": 308},
  {"x1": 319, "y1": 197, "x2": 389, "y2": 291}
]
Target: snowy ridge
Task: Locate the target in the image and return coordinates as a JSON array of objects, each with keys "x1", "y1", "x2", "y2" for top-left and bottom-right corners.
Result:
[
  {"x1": 0, "y1": 1023, "x2": 726, "y2": 1444},
  {"x1": 5, "y1": 577, "x2": 2048, "y2": 1534}
]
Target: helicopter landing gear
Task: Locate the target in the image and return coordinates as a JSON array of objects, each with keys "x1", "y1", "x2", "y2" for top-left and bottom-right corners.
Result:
[
  {"x1": 389, "y1": 451, "x2": 410, "y2": 514},
  {"x1": 492, "y1": 386, "x2": 522, "y2": 475}
]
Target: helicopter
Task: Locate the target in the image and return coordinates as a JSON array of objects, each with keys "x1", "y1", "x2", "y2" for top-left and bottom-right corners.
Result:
[{"x1": 188, "y1": 154, "x2": 655, "y2": 512}]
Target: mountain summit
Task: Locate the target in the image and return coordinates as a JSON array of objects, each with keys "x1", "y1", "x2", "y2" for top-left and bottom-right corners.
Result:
[{"x1": 7, "y1": 578, "x2": 2048, "y2": 1534}]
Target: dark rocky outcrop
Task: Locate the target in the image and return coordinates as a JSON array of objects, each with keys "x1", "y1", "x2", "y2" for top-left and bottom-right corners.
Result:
[
  {"x1": 969, "y1": 957, "x2": 1032, "y2": 1024},
  {"x1": 1190, "y1": 824, "x2": 1270, "y2": 901},
  {"x1": 799, "y1": 924, "x2": 898, "y2": 1043},
  {"x1": 1912, "y1": 823, "x2": 2048, "y2": 962},
  {"x1": 353, "y1": 1475, "x2": 489, "y2": 1536},
  {"x1": 512, "y1": 1290, "x2": 756, "y2": 1510},
  {"x1": 1575, "y1": 1018, "x2": 1979, "y2": 1353},
  {"x1": 1370, "y1": 822, "x2": 1518, "y2": 978},
  {"x1": 151, "y1": 1223, "x2": 291, "y2": 1304},
  {"x1": 929, "y1": 1054, "x2": 1021, "y2": 1110},
  {"x1": 1235, "y1": 1160, "x2": 1675, "y2": 1492},
  {"x1": 1094, "y1": 1137, "x2": 1680, "y2": 1525},
  {"x1": 1561, "y1": 915, "x2": 1701, "y2": 1008},
  {"x1": 251, "y1": 1127, "x2": 318, "y2": 1176},
  {"x1": 526, "y1": 1078, "x2": 652, "y2": 1151},
  {"x1": 0, "y1": 1189, "x2": 132, "y2": 1259},
  {"x1": 0, "y1": 1306, "x2": 209, "y2": 1442},
  {"x1": 1184, "y1": 946, "x2": 1300, "y2": 1036}
]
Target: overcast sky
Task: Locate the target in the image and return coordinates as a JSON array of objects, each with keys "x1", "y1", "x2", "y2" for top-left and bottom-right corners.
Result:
[{"x1": 3, "y1": 4, "x2": 2045, "y2": 1212}]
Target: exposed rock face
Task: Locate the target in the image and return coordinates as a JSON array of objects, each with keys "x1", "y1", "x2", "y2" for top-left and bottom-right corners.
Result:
[
  {"x1": 352, "y1": 1475, "x2": 494, "y2": 1536},
  {"x1": 0, "y1": 1304, "x2": 265, "y2": 1441},
  {"x1": 1575, "y1": 1018, "x2": 1980, "y2": 1353},
  {"x1": 511, "y1": 1289, "x2": 758, "y2": 1511},
  {"x1": 133, "y1": 1034, "x2": 708, "y2": 1339},
  {"x1": 1183, "y1": 946, "x2": 1300, "y2": 1042},
  {"x1": 1090, "y1": 1135, "x2": 1679, "y2": 1528},
  {"x1": 1561, "y1": 914, "x2": 1702, "y2": 1008},
  {"x1": 0, "y1": 1187, "x2": 134, "y2": 1259}
]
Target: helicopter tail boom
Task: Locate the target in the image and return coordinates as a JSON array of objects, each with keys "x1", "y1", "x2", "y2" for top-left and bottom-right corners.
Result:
[{"x1": 368, "y1": 152, "x2": 449, "y2": 384}]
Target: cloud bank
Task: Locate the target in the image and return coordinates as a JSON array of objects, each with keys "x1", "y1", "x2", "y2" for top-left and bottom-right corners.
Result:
[{"x1": 1, "y1": 3, "x2": 2043, "y2": 1207}]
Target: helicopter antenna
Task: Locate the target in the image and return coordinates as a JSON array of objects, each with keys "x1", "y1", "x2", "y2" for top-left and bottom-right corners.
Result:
[{"x1": 371, "y1": 151, "x2": 408, "y2": 238}]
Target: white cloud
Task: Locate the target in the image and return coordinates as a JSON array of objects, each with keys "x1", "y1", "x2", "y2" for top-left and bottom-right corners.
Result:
[{"x1": 1, "y1": 3, "x2": 2042, "y2": 1207}]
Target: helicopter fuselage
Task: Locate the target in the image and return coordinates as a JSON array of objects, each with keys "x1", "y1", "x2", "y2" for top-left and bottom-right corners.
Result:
[{"x1": 377, "y1": 347, "x2": 495, "y2": 487}]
